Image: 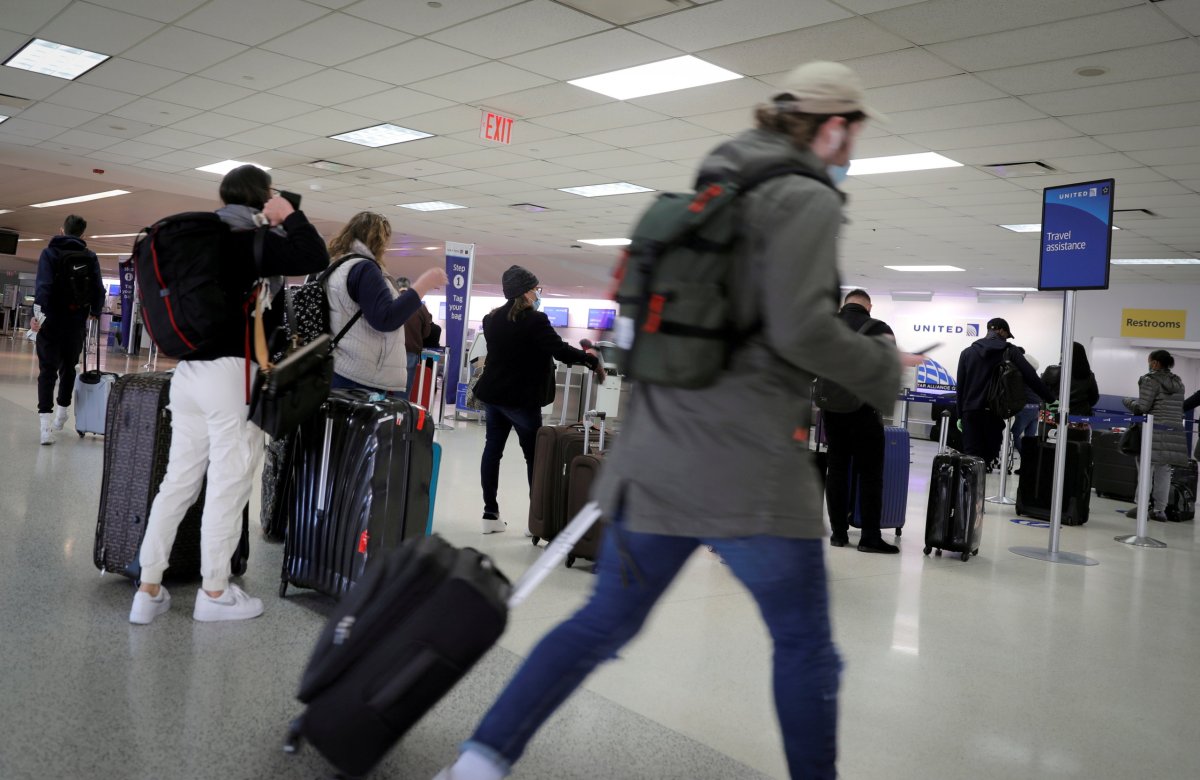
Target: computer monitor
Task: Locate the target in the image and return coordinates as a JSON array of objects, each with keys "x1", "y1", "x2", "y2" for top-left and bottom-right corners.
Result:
[
  {"x1": 544, "y1": 306, "x2": 569, "y2": 327},
  {"x1": 587, "y1": 308, "x2": 616, "y2": 330}
]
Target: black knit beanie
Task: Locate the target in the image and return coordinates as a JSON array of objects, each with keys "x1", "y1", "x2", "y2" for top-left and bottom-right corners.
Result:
[{"x1": 502, "y1": 265, "x2": 538, "y2": 299}]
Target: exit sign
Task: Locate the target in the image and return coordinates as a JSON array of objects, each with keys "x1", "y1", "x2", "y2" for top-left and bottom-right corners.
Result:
[{"x1": 480, "y1": 110, "x2": 515, "y2": 145}]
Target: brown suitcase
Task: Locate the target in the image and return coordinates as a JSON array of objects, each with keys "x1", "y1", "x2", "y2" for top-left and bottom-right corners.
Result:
[
  {"x1": 565, "y1": 412, "x2": 612, "y2": 568},
  {"x1": 528, "y1": 423, "x2": 588, "y2": 544}
]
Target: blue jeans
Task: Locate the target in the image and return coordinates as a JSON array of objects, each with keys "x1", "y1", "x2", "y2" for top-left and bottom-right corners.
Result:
[
  {"x1": 404, "y1": 352, "x2": 420, "y2": 398},
  {"x1": 480, "y1": 403, "x2": 543, "y2": 515},
  {"x1": 465, "y1": 525, "x2": 840, "y2": 779},
  {"x1": 1012, "y1": 404, "x2": 1039, "y2": 452}
]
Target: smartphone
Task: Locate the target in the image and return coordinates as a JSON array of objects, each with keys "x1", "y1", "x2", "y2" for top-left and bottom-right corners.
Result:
[
  {"x1": 912, "y1": 342, "x2": 942, "y2": 355},
  {"x1": 278, "y1": 190, "x2": 302, "y2": 211}
]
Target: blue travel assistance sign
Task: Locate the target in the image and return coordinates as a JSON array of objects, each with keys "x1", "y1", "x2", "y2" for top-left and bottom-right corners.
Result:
[{"x1": 1038, "y1": 178, "x2": 1114, "y2": 291}]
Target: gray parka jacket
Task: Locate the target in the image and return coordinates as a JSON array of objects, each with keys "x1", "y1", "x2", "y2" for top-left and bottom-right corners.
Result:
[
  {"x1": 1123, "y1": 370, "x2": 1189, "y2": 466},
  {"x1": 592, "y1": 128, "x2": 901, "y2": 540}
]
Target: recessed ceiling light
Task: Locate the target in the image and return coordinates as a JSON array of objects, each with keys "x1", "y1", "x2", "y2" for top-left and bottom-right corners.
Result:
[
  {"x1": 195, "y1": 159, "x2": 271, "y2": 175},
  {"x1": 973, "y1": 287, "x2": 1039, "y2": 292},
  {"x1": 3, "y1": 39, "x2": 109, "y2": 81},
  {"x1": 884, "y1": 265, "x2": 965, "y2": 272},
  {"x1": 1111, "y1": 258, "x2": 1200, "y2": 265},
  {"x1": 1000, "y1": 223, "x2": 1120, "y2": 233},
  {"x1": 1075, "y1": 66, "x2": 1108, "y2": 78},
  {"x1": 18, "y1": 238, "x2": 43, "y2": 242},
  {"x1": 397, "y1": 201, "x2": 465, "y2": 212},
  {"x1": 569, "y1": 55, "x2": 743, "y2": 100},
  {"x1": 577, "y1": 238, "x2": 631, "y2": 247},
  {"x1": 30, "y1": 190, "x2": 130, "y2": 208},
  {"x1": 848, "y1": 152, "x2": 962, "y2": 176},
  {"x1": 89, "y1": 233, "x2": 140, "y2": 239},
  {"x1": 307, "y1": 160, "x2": 357, "y2": 173},
  {"x1": 330, "y1": 124, "x2": 433, "y2": 148},
  {"x1": 0, "y1": 209, "x2": 11, "y2": 215},
  {"x1": 559, "y1": 182, "x2": 654, "y2": 198}
]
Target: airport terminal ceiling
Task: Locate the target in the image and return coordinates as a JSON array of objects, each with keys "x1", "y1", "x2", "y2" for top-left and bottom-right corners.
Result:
[{"x1": 0, "y1": 0, "x2": 1198, "y2": 298}]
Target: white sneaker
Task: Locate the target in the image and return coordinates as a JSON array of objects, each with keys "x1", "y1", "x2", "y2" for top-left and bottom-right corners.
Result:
[
  {"x1": 433, "y1": 750, "x2": 506, "y2": 780},
  {"x1": 482, "y1": 515, "x2": 507, "y2": 535},
  {"x1": 192, "y1": 583, "x2": 264, "y2": 622},
  {"x1": 129, "y1": 586, "x2": 171, "y2": 625},
  {"x1": 38, "y1": 413, "x2": 53, "y2": 445},
  {"x1": 52, "y1": 405, "x2": 69, "y2": 432}
]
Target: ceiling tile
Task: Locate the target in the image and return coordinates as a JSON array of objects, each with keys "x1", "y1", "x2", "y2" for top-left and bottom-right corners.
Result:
[
  {"x1": 504, "y1": 29, "x2": 679, "y2": 81},
  {"x1": 548, "y1": 149, "x2": 661, "y2": 170},
  {"x1": 397, "y1": 136, "x2": 486, "y2": 158},
  {"x1": 408, "y1": 63, "x2": 553, "y2": 104},
  {"x1": 344, "y1": 0, "x2": 524, "y2": 36},
  {"x1": 376, "y1": 158, "x2": 460, "y2": 177},
  {"x1": 429, "y1": 0, "x2": 609, "y2": 59},
  {"x1": 582, "y1": 119, "x2": 715, "y2": 148},
  {"x1": 460, "y1": 179, "x2": 533, "y2": 195},
  {"x1": 903, "y1": 118, "x2": 1081, "y2": 152},
  {"x1": 504, "y1": 135, "x2": 614, "y2": 160},
  {"x1": 78, "y1": 58, "x2": 186, "y2": 95},
  {"x1": 102, "y1": 139, "x2": 176, "y2": 160},
  {"x1": 853, "y1": 135, "x2": 931, "y2": 157},
  {"x1": 482, "y1": 83, "x2": 611, "y2": 120},
  {"x1": 133, "y1": 126, "x2": 215, "y2": 149},
  {"x1": 45, "y1": 83, "x2": 138, "y2": 114},
  {"x1": 476, "y1": 160, "x2": 580, "y2": 179},
  {"x1": 261, "y1": 13, "x2": 411, "y2": 66},
  {"x1": 215, "y1": 93, "x2": 320, "y2": 124},
  {"x1": 701, "y1": 17, "x2": 909, "y2": 76},
  {"x1": 421, "y1": 170, "x2": 506, "y2": 187},
  {"x1": 842, "y1": 48, "x2": 962, "y2": 90},
  {"x1": 868, "y1": 0, "x2": 1139, "y2": 45},
  {"x1": 0, "y1": 0, "x2": 70, "y2": 34},
  {"x1": 75, "y1": 116, "x2": 159, "y2": 139},
  {"x1": 134, "y1": 158, "x2": 192, "y2": 172},
  {"x1": 338, "y1": 39, "x2": 488, "y2": 85},
  {"x1": 86, "y1": 149, "x2": 144, "y2": 165},
  {"x1": 630, "y1": 0, "x2": 852, "y2": 52},
  {"x1": 188, "y1": 138, "x2": 267, "y2": 159},
  {"x1": 332, "y1": 87, "x2": 455, "y2": 123},
  {"x1": 152, "y1": 149, "x2": 228, "y2": 169},
  {"x1": 392, "y1": 105, "x2": 483, "y2": 135},
  {"x1": 38, "y1": 3, "x2": 165, "y2": 56},
  {"x1": 200, "y1": 49, "x2": 324, "y2": 91},
  {"x1": 885, "y1": 98, "x2": 1048, "y2": 135},
  {"x1": 683, "y1": 108, "x2": 753, "y2": 135},
  {"x1": 284, "y1": 108, "x2": 376, "y2": 136},
  {"x1": 1059, "y1": 101, "x2": 1200, "y2": 136},
  {"x1": 227, "y1": 125, "x2": 314, "y2": 149},
  {"x1": 926, "y1": 6, "x2": 1184, "y2": 72},
  {"x1": 0, "y1": 67, "x2": 66, "y2": 101},
  {"x1": 12, "y1": 103, "x2": 98, "y2": 129},
  {"x1": 176, "y1": 0, "x2": 328, "y2": 46},
  {"x1": 123, "y1": 27, "x2": 248, "y2": 73},
  {"x1": 1045, "y1": 153, "x2": 1142, "y2": 174},
  {"x1": 0, "y1": 118, "x2": 66, "y2": 142},
  {"x1": 280, "y1": 137, "x2": 365, "y2": 158},
  {"x1": 532, "y1": 103, "x2": 670, "y2": 134},
  {"x1": 976, "y1": 40, "x2": 1200, "y2": 97},
  {"x1": 950, "y1": 137, "x2": 1112, "y2": 165},
  {"x1": 865, "y1": 74, "x2": 1008, "y2": 113},
  {"x1": 630, "y1": 135, "x2": 727, "y2": 162},
  {"x1": 169, "y1": 111, "x2": 261, "y2": 138},
  {"x1": 148, "y1": 76, "x2": 255, "y2": 110},
  {"x1": 1098, "y1": 126, "x2": 1200, "y2": 153},
  {"x1": 1022, "y1": 73, "x2": 1200, "y2": 117},
  {"x1": 270, "y1": 70, "x2": 393, "y2": 105},
  {"x1": 109, "y1": 98, "x2": 201, "y2": 128},
  {"x1": 1157, "y1": 0, "x2": 1200, "y2": 35},
  {"x1": 630, "y1": 78, "x2": 773, "y2": 118},
  {"x1": 87, "y1": 0, "x2": 207, "y2": 22}
]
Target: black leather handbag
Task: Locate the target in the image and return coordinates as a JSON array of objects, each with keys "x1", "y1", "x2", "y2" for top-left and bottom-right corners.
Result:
[{"x1": 1119, "y1": 423, "x2": 1142, "y2": 456}]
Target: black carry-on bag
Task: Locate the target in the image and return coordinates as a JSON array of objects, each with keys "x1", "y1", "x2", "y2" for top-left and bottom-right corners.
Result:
[
  {"x1": 923, "y1": 411, "x2": 986, "y2": 561},
  {"x1": 284, "y1": 504, "x2": 606, "y2": 777}
]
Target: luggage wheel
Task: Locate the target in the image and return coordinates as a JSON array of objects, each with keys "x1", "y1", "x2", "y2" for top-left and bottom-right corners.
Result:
[
  {"x1": 78, "y1": 432, "x2": 85, "y2": 438},
  {"x1": 566, "y1": 555, "x2": 576, "y2": 568},
  {"x1": 531, "y1": 536, "x2": 540, "y2": 546},
  {"x1": 923, "y1": 546, "x2": 932, "y2": 556},
  {"x1": 934, "y1": 549, "x2": 943, "y2": 557},
  {"x1": 895, "y1": 528, "x2": 902, "y2": 537},
  {"x1": 972, "y1": 549, "x2": 980, "y2": 557},
  {"x1": 282, "y1": 719, "x2": 303, "y2": 754},
  {"x1": 960, "y1": 552, "x2": 970, "y2": 562},
  {"x1": 278, "y1": 582, "x2": 288, "y2": 598}
]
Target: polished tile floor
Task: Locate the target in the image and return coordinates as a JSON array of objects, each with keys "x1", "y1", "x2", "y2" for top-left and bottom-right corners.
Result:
[{"x1": 1, "y1": 339, "x2": 1198, "y2": 780}]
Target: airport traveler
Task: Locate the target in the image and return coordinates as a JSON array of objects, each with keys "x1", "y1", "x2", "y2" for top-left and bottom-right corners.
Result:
[
  {"x1": 397, "y1": 275, "x2": 434, "y2": 397},
  {"x1": 129, "y1": 165, "x2": 331, "y2": 624},
  {"x1": 31, "y1": 214, "x2": 104, "y2": 444},
  {"x1": 324, "y1": 213, "x2": 447, "y2": 395},
  {"x1": 1122, "y1": 349, "x2": 1187, "y2": 520},
  {"x1": 823, "y1": 289, "x2": 899, "y2": 554},
  {"x1": 471, "y1": 265, "x2": 603, "y2": 535},
  {"x1": 1010, "y1": 352, "x2": 1041, "y2": 462},
  {"x1": 1041, "y1": 342, "x2": 1100, "y2": 432},
  {"x1": 436, "y1": 61, "x2": 925, "y2": 780},
  {"x1": 1185, "y1": 389, "x2": 1200, "y2": 459},
  {"x1": 956, "y1": 318, "x2": 1054, "y2": 467}
]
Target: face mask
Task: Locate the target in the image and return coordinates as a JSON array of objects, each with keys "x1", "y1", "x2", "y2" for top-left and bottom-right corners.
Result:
[
  {"x1": 827, "y1": 164, "x2": 849, "y2": 185},
  {"x1": 533, "y1": 289, "x2": 543, "y2": 311}
]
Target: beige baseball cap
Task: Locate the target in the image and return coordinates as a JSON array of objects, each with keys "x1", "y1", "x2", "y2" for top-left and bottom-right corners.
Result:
[{"x1": 773, "y1": 60, "x2": 884, "y2": 121}]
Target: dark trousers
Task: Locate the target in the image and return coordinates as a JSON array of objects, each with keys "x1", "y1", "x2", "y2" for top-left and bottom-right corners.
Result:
[
  {"x1": 962, "y1": 409, "x2": 1005, "y2": 462},
  {"x1": 35, "y1": 321, "x2": 87, "y2": 414},
  {"x1": 480, "y1": 403, "x2": 542, "y2": 515},
  {"x1": 824, "y1": 407, "x2": 885, "y2": 542}
]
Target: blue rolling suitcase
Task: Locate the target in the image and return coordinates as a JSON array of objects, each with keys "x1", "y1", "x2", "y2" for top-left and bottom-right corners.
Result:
[{"x1": 850, "y1": 426, "x2": 910, "y2": 535}]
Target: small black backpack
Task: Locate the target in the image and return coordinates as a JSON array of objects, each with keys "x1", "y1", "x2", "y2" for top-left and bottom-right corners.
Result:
[
  {"x1": 54, "y1": 248, "x2": 97, "y2": 312},
  {"x1": 985, "y1": 347, "x2": 1027, "y2": 418}
]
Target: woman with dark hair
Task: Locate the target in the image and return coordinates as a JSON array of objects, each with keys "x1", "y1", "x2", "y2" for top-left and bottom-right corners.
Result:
[
  {"x1": 323, "y1": 212, "x2": 447, "y2": 395},
  {"x1": 1039, "y1": 342, "x2": 1101, "y2": 440},
  {"x1": 471, "y1": 264, "x2": 603, "y2": 534},
  {"x1": 1123, "y1": 349, "x2": 1188, "y2": 520},
  {"x1": 129, "y1": 165, "x2": 329, "y2": 625}
]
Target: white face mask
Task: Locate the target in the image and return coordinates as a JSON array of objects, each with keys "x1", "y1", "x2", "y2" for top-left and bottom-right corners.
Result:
[
  {"x1": 533, "y1": 289, "x2": 542, "y2": 311},
  {"x1": 827, "y1": 164, "x2": 849, "y2": 185}
]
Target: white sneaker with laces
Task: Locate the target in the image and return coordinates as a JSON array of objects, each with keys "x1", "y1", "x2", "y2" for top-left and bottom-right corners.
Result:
[
  {"x1": 52, "y1": 404, "x2": 69, "y2": 432},
  {"x1": 481, "y1": 515, "x2": 507, "y2": 535},
  {"x1": 38, "y1": 413, "x2": 54, "y2": 445},
  {"x1": 192, "y1": 583, "x2": 264, "y2": 622},
  {"x1": 433, "y1": 750, "x2": 506, "y2": 780},
  {"x1": 129, "y1": 586, "x2": 171, "y2": 624}
]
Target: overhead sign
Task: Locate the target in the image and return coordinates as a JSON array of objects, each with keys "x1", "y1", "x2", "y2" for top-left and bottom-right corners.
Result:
[
  {"x1": 480, "y1": 110, "x2": 515, "y2": 145},
  {"x1": 444, "y1": 242, "x2": 476, "y2": 396},
  {"x1": 1037, "y1": 178, "x2": 1114, "y2": 291},
  {"x1": 1121, "y1": 308, "x2": 1187, "y2": 340}
]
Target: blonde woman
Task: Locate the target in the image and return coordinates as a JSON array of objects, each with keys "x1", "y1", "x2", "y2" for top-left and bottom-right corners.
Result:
[{"x1": 324, "y1": 212, "x2": 446, "y2": 394}]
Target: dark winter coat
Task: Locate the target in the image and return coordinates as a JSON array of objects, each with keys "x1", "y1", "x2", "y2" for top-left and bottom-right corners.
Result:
[
  {"x1": 1124, "y1": 370, "x2": 1188, "y2": 466},
  {"x1": 34, "y1": 235, "x2": 105, "y2": 325},
  {"x1": 956, "y1": 335, "x2": 1054, "y2": 415}
]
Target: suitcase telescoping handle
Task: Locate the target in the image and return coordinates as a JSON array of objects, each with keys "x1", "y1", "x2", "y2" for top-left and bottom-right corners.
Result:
[
  {"x1": 938, "y1": 410, "x2": 951, "y2": 454},
  {"x1": 582, "y1": 410, "x2": 607, "y2": 453},
  {"x1": 316, "y1": 415, "x2": 334, "y2": 514},
  {"x1": 508, "y1": 502, "x2": 603, "y2": 609}
]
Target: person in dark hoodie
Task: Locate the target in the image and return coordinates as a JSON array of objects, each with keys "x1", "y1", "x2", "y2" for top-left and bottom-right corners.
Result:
[
  {"x1": 956, "y1": 317, "x2": 1055, "y2": 466},
  {"x1": 1040, "y1": 342, "x2": 1100, "y2": 433},
  {"x1": 1123, "y1": 349, "x2": 1188, "y2": 520},
  {"x1": 32, "y1": 214, "x2": 105, "y2": 444}
]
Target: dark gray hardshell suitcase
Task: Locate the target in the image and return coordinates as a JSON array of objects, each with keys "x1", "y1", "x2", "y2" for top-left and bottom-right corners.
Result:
[
  {"x1": 1091, "y1": 430, "x2": 1137, "y2": 501},
  {"x1": 923, "y1": 452, "x2": 986, "y2": 561},
  {"x1": 1015, "y1": 436, "x2": 1092, "y2": 526}
]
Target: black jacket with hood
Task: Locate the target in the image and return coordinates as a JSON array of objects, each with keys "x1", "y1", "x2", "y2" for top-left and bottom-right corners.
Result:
[{"x1": 956, "y1": 334, "x2": 1054, "y2": 415}]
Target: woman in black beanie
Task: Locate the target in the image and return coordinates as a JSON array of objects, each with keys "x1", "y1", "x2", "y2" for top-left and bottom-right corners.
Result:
[{"x1": 471, "y1": 265, "x2": 604, "y2": 534}]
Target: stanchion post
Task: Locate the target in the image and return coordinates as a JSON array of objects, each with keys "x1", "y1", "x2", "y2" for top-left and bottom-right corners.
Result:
[
  {"x1": 987, "y1": 417, "x2": 1015, "y2": 504},
  {"x1": 1115, "y1": 413, "x2": 1167, "y2": 548}
]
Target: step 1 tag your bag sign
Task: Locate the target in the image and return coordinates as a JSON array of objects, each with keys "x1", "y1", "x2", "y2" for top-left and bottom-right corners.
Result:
[{"x1": 444, "y1": 242, "x2": 476, "y2": 403}]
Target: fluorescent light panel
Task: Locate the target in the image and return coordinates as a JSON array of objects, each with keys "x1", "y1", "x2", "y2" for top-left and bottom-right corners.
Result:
[
  {"x1": 0, "y1": 116, "x2": 7, "y2": 125},
  {"x1": 1111, "y1": 258, "x2": 1200, "y2": 265},
  {"x1": 4, "y1": 39, "x2": 109, "y2": 81},
  {"x1": 849, "y1": 152, "x2": 962, "y2": 176},
  {"x1": 577, "y1": 238, "x2": 631, "y2": 246},
  {"x1": 30, "y1": 190, "x2": 129, "y2": 208},
  {"x1": 569, "y1": 55, "x2": 742, "y2": 100},
  {"x1": 0, "y1": 209, "x2": 11, "y2": 214},
  {"x1": 423, "y1": 246, "x2": 440, "y2": 250},
  {"x1": 559, "y1": 182, "x2": 653, "y2": 198},
  {"x1": 330, "y1": 124, "x2": 432, "y2": 148},
  {"x1": 195, "y1": 159, "x2": 270, "y2": 175},
  {"x1": 974, "y1": 287, "x2": 1038, "y2": 292},
  {"x1": 397, "y1": 201, "x2": 464, "y2": 212},
  {"x1": 18, "y1": 238, "x2": 43, "y2": 242},
  {"x1": 1001, "y1": 223, "x2": 1120, "y2": 232},
  {"x1": 885, "y1": 265, "x2": 965, "y2": 272}
]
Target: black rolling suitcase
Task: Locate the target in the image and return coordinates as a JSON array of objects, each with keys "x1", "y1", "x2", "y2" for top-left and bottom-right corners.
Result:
[
  {"x1": 94, "y1": 372, "x2": 249, "y2": 580},
  {"x1": 923, "y1": 413, "x2": 986, "y2": 561},
  {"x1": 280, "y1": 390, "x2": 435, "y2": 599},
  {"x1": 1091, "y1": 430, "x2": 1137, "y2": 500},
  {"x1": 285, "y1": 505, "x2": 605, "y2": 778},
  {"x1": 1015, "y1": 435, "x2": 1092, "y2": 525},
  {"x1": 1165, "y1": 461, "x2": 1197, "y2": 522}
]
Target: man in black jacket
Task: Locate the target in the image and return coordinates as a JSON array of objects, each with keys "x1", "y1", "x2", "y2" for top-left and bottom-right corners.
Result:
[
  {"x1": 32, "y1": 214, "x2": 105, "y2": 444},
  {"x1": 823, "y1": 290, "x2": 898, "y2": 553},
  {"x1": 956, "y1": 318, "x2": 1054, "y2": 465}
]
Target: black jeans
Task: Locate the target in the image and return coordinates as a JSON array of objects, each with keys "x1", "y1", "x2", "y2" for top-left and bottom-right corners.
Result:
[
  {"x1": 824, "y1": 406, "x2": 885, "y2": 542},
  {"x1": 962, "y1": 409, "x2": 1005, "y2": 462},
  {"x1": 480, "y1": 403, "x2": 542, "y2": 515},
  {"x1": 35, "y1": 320, "x2": 87, "y2": 414}
]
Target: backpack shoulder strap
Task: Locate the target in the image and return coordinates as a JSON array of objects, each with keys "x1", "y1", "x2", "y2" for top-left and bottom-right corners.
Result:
[
  {"x1": 854, "y1": 317, "x2": 877, "y2": 335},
  {"x1": 323, "y1": 254, "x2": 371, "y2": 347}
]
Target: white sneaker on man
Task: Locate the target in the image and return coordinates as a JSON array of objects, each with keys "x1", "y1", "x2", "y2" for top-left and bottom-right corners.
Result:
[
  {"x1": 52, "y1": 404, "x2": 70, "y2": 432},
  {"x1": 129, "y1": 586, "x2": 171, "y2": 624},
  {"x1": 481, "y1": 513, "x2": 507, "y2": 534},
  {"x1": 192, "y1": 583, "x2": 264, "y2": 622},
  {"x1": 38, "y1": 413, "x2": 54, "y2": 445}
]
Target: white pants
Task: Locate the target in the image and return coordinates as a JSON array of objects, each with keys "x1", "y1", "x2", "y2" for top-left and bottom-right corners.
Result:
[{"x1": 139, "y1": 358, "x2": 263, "y2": 592}]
